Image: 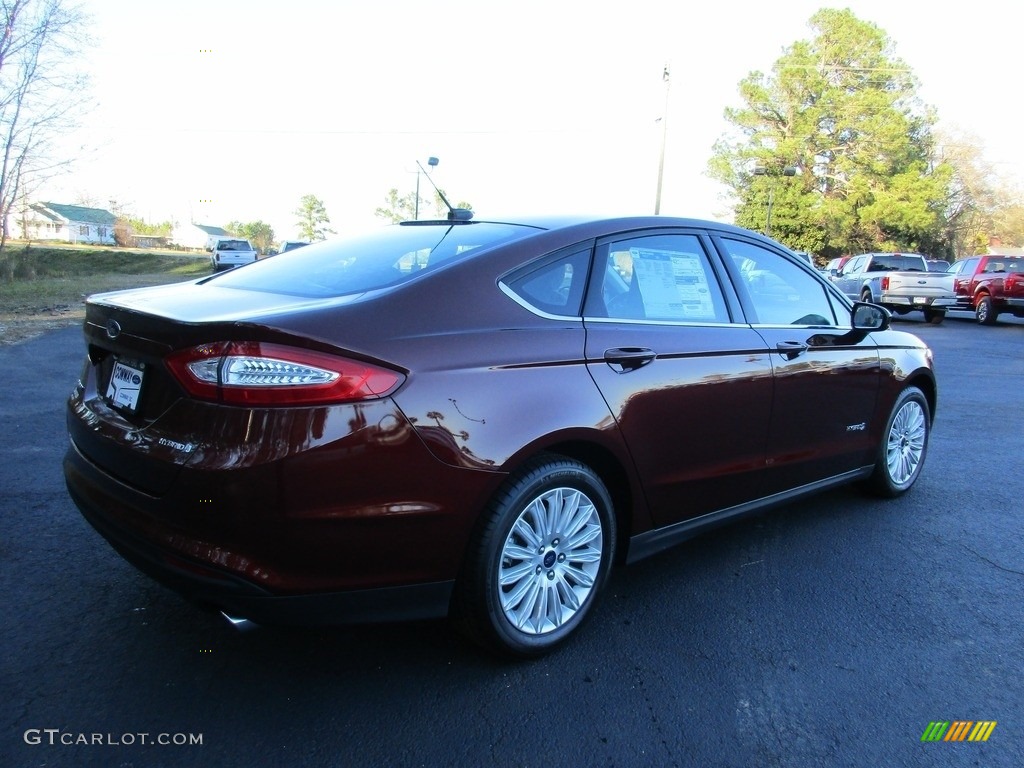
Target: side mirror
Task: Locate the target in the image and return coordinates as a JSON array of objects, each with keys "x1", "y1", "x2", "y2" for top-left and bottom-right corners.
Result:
[
  {"x1": 829, "y1": 268, "x2": 839, "y2": 276},
  {"x1": 851, "y1": 301, "x2": 890, "y2": 331}
]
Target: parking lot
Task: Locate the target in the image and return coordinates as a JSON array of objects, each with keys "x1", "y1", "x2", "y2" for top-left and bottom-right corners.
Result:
[{"x1": 2, "y1": 313, "x2": 1022, "y2": 767}]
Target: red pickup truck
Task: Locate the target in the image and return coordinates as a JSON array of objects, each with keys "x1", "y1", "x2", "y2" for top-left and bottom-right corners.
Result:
[{"x1": 947, "y1": 255, "x2": 1024, "y2": 324}]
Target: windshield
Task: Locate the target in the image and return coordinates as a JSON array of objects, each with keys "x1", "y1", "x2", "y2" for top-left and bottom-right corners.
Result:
[{"x1": 208, "y1": 222, "x2": 538, "y2": 297}]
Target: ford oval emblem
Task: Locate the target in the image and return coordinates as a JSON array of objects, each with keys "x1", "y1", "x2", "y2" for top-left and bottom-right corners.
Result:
[{"x1": 105, "y1": 319, "x2": 122, "y2": 340}]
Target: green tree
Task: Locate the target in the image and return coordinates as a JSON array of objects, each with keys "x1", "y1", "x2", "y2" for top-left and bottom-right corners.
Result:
[
  {"x1": 294, "y1": 194, "x2": 335, "y2": 241},
  {"x1": 114, "y1": 216, "x2": 173, "y2": 246},
  {"x1": 374, "y1": 188, "x2": 417, "y2": 223},
  {"x1": 708, "y1": 8, "x2": 952, "y2": 259},
  {"x1": 375, "y1": 187, "x2": 474, "y2": 223},
  {"x1": 226, "y1": 220, "x2": 275, "y2": 254},
  {"x1": 430, "y1": 190, "x2": 473, "y2": 219}
]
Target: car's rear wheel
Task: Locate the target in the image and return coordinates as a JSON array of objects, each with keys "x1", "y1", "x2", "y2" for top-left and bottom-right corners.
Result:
[
  {"x1": 975, "y1": 294, "x2": 997, "y2": 325},
  {"x1": 923, "y1": 309, "x2": 945, "y2": 325},
  {"x1": 454, "y1": 455, "x2": 616, "y2": 658},
  {"x1": 867, "y1": 386, "x2": 930, "y2": 497}
]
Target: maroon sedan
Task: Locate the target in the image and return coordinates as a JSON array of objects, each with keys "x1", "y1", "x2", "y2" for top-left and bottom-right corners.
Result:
[{"x1": 64, "y1": 215, "x2": 936, "y2": 656}]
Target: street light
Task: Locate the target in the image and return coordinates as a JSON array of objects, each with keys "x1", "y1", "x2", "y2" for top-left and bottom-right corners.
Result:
[
  {"x1": 752, "y1": 164, "x2": 798, "y2": 237},
  {"x1": 415, "y1": 156, "x2": 439, "y2": 220}
]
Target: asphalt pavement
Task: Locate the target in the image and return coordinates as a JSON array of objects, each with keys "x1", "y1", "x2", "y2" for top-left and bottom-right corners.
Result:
[{"x1": 1, "y1": 313, "x2": 1022, "y2": 767}]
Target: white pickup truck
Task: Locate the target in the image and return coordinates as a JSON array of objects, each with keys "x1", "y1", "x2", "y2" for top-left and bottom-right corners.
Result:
[
  {"x1": 209, "y1": 238, "x2": 258, "y2": 272},
  {"x1": 831, "y1": 252, "x2": 956, "y2": 324}
]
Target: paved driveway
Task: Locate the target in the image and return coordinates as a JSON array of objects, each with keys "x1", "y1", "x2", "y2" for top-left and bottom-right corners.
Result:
[{"x1": 2, "y1": 318, "x2": 1022, "y2": 767}]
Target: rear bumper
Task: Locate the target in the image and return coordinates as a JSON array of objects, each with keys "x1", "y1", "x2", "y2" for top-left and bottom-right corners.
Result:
[
  {"x1": 65, "y1": 447, "x2": 455, "y2": 624},
  {"x1": 63, "y1": 383, "x2": 505, "y2": 625},
  {"x1": 882, "y1": 296, "x2": 955, "y2": 309}
]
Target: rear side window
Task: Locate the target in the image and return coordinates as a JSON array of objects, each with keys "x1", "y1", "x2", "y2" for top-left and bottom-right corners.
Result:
[
  {"x1": 504, "y1": 248, "x2": 591, "y2": 317},
  {"x1": 209, "y1": 222, "x2": 537, "y2": 297},
  {"x1": 984, "y1": 259, "x2": 1023, "y2": 273}
]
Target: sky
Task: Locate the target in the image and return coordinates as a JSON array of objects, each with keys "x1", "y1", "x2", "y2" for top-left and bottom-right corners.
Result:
[{"x1": 46, "y1": 0, "x2": 1024, "y2": 241}]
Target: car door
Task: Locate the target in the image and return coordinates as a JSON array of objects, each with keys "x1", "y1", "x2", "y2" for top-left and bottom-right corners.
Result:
[
  {"x1": 949, "y1": 257, "x2": 979, "y2": 302},
  {"x1": 714, "y1": 236, "x2": 881, "y2": 493},
  {"x1": 582, "y1": 230, "x2": 774, "y2": 529},
  {"x1": 833, "y1": 254, "x2": 866, "y2": 299}
]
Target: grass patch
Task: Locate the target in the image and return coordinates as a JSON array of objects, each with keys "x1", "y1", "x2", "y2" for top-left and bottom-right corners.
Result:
[
  {"x1": 0, "y1": 244, "x2": 212, "y2": 345},
  {"x1": 0, "y1": 244, "x2": 210, "y2": 281}
]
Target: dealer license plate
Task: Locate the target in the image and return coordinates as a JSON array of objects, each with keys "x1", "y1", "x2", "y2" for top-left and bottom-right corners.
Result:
[{"x1": 105, "y1": 359, "x2": 145, "y2": 412}]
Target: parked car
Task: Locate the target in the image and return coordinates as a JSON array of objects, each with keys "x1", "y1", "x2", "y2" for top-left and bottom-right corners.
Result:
[
  {"x1": 278, "y1": 240, "x2": 310, "y2": 254},
  {"x1": 64, "y1": 215, "x2": 936, "y2": 657},
  {"x1": 823, "y1": 256, "x2": 852, "y2": 281},
  {"x1": 946, "y1": 255, "x2": 1024, "y2": 324},
  {"x1": 793, "y1": 250, "x2": 816, "y2": 268},
  {"x1": 831, "y1": 252, "x2": 955, "y2": 324},
  {"x1": 209, "y1": 238, "x2": 258, "y2": 271}
]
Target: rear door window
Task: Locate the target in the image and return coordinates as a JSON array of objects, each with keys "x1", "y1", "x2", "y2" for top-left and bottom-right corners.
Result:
[{"x1": 584, "y1": 233, "x2": 729, "y2": 323}]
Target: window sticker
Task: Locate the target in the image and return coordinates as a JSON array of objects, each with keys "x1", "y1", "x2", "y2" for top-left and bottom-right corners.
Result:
[{"x1": 631, "y1": 248, "x2": 716, "y2": 319}]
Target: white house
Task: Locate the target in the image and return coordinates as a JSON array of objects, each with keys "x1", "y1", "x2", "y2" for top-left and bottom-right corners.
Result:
[
  {"x1": 10, "y1": 202, "x2": 117, "y2": 245},
  {"x1": 171, "y1": 222, "x2": 232, "y2": 250}
]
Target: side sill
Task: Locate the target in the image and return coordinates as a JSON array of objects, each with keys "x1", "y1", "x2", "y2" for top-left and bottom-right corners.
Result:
[{"x1": 625, "y1": 466, "x2": 874, "y2": 565}]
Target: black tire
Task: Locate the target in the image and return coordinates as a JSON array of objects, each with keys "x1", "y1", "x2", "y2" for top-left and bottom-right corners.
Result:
[
  {"x1": 975, "y1": 295, "x2": 997, "y2": 325},
  {"x1": 923, "y1": 309, "x2": 945, "y2": 325},
  {"x1": 453, "y1": 454, "x2": 617, "y2": 658},
  {"x1": 866, "y1": 386, "x2": 930, "y2": 498},
  {"x1": 860, "y1": 289, "x2": 872, "y2": 303}
]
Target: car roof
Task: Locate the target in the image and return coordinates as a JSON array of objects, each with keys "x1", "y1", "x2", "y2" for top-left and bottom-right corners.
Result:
[{"x1": 405, "y1": 214, "x2": 771, "y2": 243}]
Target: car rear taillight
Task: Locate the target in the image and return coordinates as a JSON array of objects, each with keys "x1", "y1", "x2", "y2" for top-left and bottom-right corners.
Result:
[
  {"x1": 881, "y1": 276, "x2": 890, "y2": 290},
  {"x1": 166, "y1": 342, "x2": 404, "y2": 406}
]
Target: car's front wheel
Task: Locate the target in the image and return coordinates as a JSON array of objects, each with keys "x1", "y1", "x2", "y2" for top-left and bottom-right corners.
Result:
[
  {"x1": 454, "y1": 455, "x2": 616, "y2": 658},
  {"x1": 867, "y1": 386, "x2": 930, "y2": 497}
]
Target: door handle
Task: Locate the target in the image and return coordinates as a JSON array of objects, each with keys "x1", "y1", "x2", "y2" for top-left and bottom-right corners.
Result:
[
  {"x1": 603, "y1": 347, "x2": 656, "y2": 373},
  {"x1": 775, "y1": 341, "x2": 807, "y2": 360}
]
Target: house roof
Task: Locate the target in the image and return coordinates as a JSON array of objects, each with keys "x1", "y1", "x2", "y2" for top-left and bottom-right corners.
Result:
[
  {"x1": 35, "y1": 202, "x2": 116, "y2": 226},
  {"x1": 192, "y1": 224, "x2": 231, "y2": 236}
]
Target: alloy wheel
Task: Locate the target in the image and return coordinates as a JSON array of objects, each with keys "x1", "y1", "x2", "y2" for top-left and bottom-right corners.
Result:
[{"x1": 497, "y1": 487, "x2": 603, "y2": 635}]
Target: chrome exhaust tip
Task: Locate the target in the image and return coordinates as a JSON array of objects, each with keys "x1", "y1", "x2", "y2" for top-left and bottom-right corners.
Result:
[{"x1": 220, "y1": 611, "x2": 259, "y2": 633}]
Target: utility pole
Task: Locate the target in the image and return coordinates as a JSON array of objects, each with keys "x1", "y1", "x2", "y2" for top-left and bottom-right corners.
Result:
[{"x1": 654, "y1": 65, "x2": 670, "y2": 215}]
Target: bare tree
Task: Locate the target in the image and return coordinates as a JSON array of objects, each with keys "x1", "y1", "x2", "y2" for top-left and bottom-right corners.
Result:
[
  {"x1": 934, "y1": 129, "x2": 1017, "y2": 257},
  {"x1": 1, "y1": 0, "x2": 91, "y2": 249}
]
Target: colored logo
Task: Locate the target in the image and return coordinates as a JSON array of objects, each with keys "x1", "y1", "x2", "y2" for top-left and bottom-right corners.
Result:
[{"x1": 921, "y1": 721, "x2": 997, "y2": 742}]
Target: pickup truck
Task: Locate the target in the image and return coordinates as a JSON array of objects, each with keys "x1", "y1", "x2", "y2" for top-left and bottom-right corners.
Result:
[
  {"x1": 831, "y1": 252, "x2": 955, "y2": 324},
  {"x1": 209, "y1": 238, "x2": 258, "y2": 272},
  {"x1": 946, "y1": 254, "x2": 1024, "y2": 325}
]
